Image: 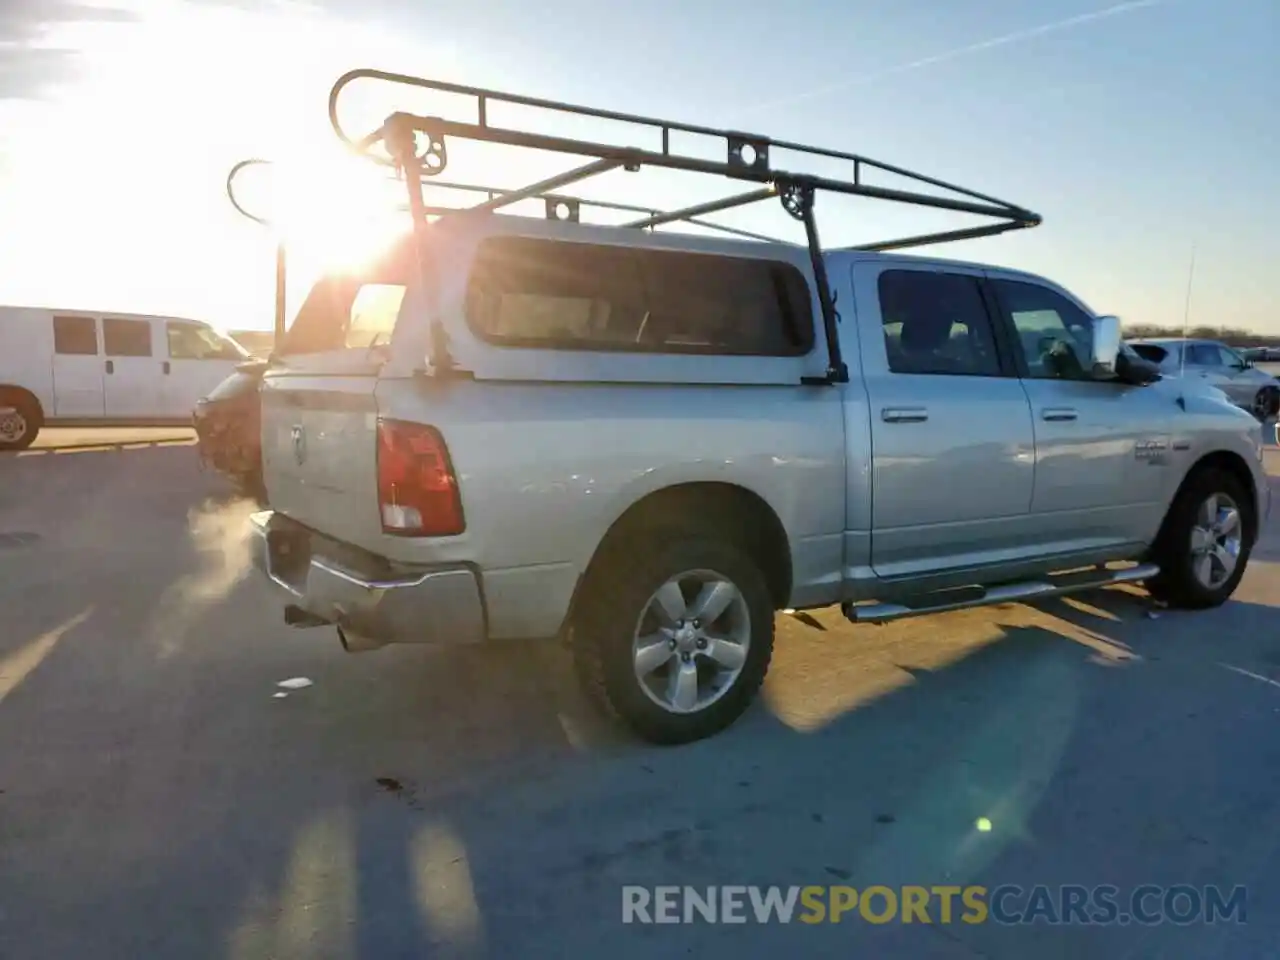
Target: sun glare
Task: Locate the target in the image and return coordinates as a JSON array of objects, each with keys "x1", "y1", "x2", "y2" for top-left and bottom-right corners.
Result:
[{"x1": 264, "y1": 152, "x2": 410, "y2": 276}]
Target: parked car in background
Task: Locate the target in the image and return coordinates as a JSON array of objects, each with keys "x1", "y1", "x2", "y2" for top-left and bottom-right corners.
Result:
[
  {"x1": 1127, "y1": 338, "x2": 1280, "y2": 420},
  {"x1": 1239, "y1": 346, "x2": 1280, "y2": 364},
  {"x1": 0, "y1": 306, "x2": 250, "y2": 449},
  {"x1": 193, "y1": 359, "x2": 268, "y2": 501}
]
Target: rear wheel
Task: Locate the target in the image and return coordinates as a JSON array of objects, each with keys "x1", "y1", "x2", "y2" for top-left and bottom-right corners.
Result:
[
  {"x1": 1147, "y1": 468, "x2": 1253, "y2": 609},
  {"x1": 0, "y1": 391, "x2": 41, "y2": 451},
  {"x1": 572, "y1": 536, "x2": 775, "y2": 745}
]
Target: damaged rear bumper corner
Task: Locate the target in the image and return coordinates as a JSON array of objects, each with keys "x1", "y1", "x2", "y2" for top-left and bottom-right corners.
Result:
[{"x1": 249, "y1": 510, "x2": 486, "y2": 646}]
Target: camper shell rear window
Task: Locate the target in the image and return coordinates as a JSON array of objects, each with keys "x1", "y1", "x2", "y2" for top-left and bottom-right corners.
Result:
[
  {"x1": 279, "y1": 238, "x2": 411, "y2": 356},
  {"x1": 464, "y1": 236, "x2": 814, "y2": 357},
  {"x1": 1129, "y1": 343, "x2": 1169, "y2": 365}
]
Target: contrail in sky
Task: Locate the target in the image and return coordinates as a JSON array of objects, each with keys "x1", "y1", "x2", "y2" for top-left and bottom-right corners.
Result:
[{"x1": 738, "y1": 0, "x2": 1165, "y2": 117}]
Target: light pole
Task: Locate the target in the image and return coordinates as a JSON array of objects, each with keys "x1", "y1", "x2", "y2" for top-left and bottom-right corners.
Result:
[{"x1": 226, "y1": 158, "x2": 287, "y2": 347}]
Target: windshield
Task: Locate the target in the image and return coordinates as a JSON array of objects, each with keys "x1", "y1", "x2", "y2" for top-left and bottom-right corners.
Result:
[
  {"x1": 202, "y1": 326, "x2": 251, "y2": 359},
  {"x1": 222, "y1": 332, "x2": 252, "y2": 359}
]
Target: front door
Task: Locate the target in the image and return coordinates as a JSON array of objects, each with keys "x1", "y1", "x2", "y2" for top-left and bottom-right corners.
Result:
[
  {"x1": 850, "y1": 261, "x2": 1036, "y2": 578},
  {"x1": 102, "y1": 317, "x2": 162, "y2": 418},
  {"x1": 1207, "y1": 343, "x2": 1261, "y2": 409},
  {"x1": 989, "y1": 275, "x2": 1175, "y2": 548},
  {"x1": 163, "y1": 321, "x2": 244, "y2": 417},
  {"x1": 50, "y1": 314, "x2": 105, "y2": 417},
  {"x1": 1182, "y1": 341, "x2": 1265, "y2": 409}
]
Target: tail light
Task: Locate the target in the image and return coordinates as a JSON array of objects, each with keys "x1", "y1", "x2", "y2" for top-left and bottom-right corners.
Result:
[{"x1": 376, "y1": 419, "x2": 464, "y2": 537}]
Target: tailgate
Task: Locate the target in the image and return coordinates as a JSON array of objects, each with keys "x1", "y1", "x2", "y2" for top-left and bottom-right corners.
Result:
[{"x1": 261, "y1": 368, "x2": 384, "y2": 552}]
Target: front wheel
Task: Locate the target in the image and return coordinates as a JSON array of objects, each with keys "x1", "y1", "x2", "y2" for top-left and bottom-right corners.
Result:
[
  {"x1": 1147, "y1": 468, "x2": 1254, "y2": 609},
  {"x1": 572, "y1": 536, "x2": 775, "y2": 745},
  {"x1": 1251, "y1": 386, "x2": 1279, "y2": 422}
]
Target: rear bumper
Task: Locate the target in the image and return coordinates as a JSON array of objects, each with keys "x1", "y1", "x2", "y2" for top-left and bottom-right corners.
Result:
[{"x1": 249, "y1": 510, "x2": 486, "y2": 645}]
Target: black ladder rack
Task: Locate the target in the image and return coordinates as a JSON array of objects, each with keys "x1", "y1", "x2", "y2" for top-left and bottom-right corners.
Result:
[{"x1": 324, "y1": 68, "x2": 1043, "y2": 384}]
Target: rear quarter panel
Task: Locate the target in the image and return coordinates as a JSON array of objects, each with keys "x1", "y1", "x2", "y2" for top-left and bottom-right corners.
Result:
[
  {"x1": 0, "y1": 309, "x2": 55, "y2": 411},
  {"x1": 370, "y1": 216, "x2": 850, "y2": 639},
  {"x1": 374, "y1": 375, "x2": 846, "y2": 640}
]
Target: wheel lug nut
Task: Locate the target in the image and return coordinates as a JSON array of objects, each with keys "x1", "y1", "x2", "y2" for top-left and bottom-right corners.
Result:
[
  {"x1": 681, "y1": 652, "x2": 692, "y2": 663},
  {"x1": 668, "y1": 638, "x2": 677, "y2": 649},
  {"x1": 692, "y1": 619, "x2": 700, "y2": 628},
  {"x1": 696, "y1": 638, "x2": 707, "y2": 649}
]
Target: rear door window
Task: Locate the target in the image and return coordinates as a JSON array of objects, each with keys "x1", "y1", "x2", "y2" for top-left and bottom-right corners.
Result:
[
  {"x1": 103, "y1": 318, "x2": 153, "y2": 357},
  {"x1": 464, "y1": 236, "x2": 813, "y2": 356},
  {"x1": 53, "y1": 315, "x2": 98, "y2": 355},
  {"x1": 878, "y1": 270, "x2": 1001, "y2": 376}
]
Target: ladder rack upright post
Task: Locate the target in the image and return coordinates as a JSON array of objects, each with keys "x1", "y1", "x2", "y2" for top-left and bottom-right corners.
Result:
[{"x1": 226, "y1": 158, "x2": 289, "y2": 347}]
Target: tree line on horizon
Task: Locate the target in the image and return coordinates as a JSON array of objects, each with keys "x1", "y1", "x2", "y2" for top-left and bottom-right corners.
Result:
[{"x1": 1122, "y1": 324, "x2": 1277, "y2": 348}]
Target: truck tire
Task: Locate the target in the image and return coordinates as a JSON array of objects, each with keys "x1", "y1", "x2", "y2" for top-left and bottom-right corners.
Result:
[
  {"x1": 572, "y1": 536, "x2": 775, "y2": 745},
  {"x1": 1147, "y1": 467, "x2": 1254, "y2": 609},
  {"x1": 0, "y1": 390, "x2": 41, "y2": 451}
]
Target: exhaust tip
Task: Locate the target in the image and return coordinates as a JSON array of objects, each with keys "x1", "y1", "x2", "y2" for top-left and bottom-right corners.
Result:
[
  {"x1": 337, "y1": 624, "x2": 386, "y2": 653},
  {"x1": 284, "y1": 605, "x2": 329, "y2": 628}
]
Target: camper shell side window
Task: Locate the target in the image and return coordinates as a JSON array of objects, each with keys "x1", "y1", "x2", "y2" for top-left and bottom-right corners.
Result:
[{"x1": 463, "y1": 236, "x2": 814, "y2": 357}]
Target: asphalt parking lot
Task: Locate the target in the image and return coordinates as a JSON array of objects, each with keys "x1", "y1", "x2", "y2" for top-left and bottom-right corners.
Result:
[{"x1": 3, "y1": 430, "x2": 1280, "y2": 959}]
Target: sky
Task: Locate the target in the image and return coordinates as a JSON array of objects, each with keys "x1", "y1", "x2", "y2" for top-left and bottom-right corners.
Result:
[{"x1": 0, "y1": 0, "x2": 1275, "y2": 333}]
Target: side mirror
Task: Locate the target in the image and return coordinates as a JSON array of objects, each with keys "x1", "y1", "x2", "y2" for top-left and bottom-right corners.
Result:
[{"x1": 1089, "y1": 314, "x2": 1122, "y2": 378}]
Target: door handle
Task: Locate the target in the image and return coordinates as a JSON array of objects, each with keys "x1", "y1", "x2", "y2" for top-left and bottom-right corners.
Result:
[
  {"x1": 1041, "y1": 407, "x2": 1078, "y2": 422},
  {"x1": 881, "y1": 407, "x2": 928, "y2": 423},
  {"x1": 105, "y1": 360, "x2": 114, "y2": 375},
  {"x1": 162, "y1": 361, "x2": 171, "y2": 375}
]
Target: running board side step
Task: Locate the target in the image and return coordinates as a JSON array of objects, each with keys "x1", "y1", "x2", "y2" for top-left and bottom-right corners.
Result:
[{"x1": 841, "y1": 563, "x2": 1160, "y2": 625}]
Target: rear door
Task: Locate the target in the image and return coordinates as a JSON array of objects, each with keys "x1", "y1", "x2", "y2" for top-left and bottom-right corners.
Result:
[
  {"x1": 850, "y1": 261, "x2": 1036, "y2": 578},
  {"x1": 1182, "y1": 341, "x2": 1234, "y2": 398},
  {"x1": 50, "y1": 314, "x2": 105, "y2": 417},
  {"x1": 102, "y1": 317, "x2": 163, "y2": 417},
  {"x1": 1209, "y1": 343, "x2": 1258, "y2": 407}
]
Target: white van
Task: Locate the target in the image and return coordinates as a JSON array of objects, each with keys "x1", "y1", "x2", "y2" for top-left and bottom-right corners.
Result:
[{"x1": 0, "y1": 306, "x2": 252, "y2": 450}]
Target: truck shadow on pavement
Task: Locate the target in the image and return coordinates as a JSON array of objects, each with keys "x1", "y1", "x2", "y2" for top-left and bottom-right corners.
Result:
[{"x1": 7, "y1": 576, "x2": 1280, "y2": 959}]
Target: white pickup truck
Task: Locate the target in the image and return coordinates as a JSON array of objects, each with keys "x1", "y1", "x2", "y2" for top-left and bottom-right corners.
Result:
[{"x1": 247, "y1": 71, "x2": 1269, "y2": 744}]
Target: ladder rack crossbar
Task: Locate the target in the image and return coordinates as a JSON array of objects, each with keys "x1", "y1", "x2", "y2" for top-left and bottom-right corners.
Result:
[{"x1": 247, "y1": 67, "x2": 1051, "y2": 383}]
